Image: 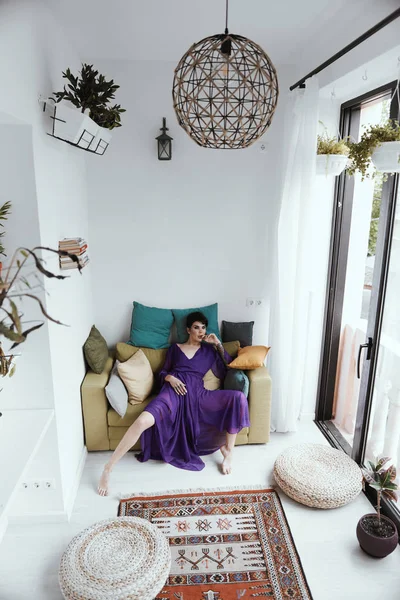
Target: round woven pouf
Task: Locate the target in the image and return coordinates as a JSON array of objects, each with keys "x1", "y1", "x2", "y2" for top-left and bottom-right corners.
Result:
[
  {"x1": 273, "y1": 443, "x2": 362, "y2": 509},
  {"x1": 59, "y1": 517, "x2": 171, "y2": 600}
]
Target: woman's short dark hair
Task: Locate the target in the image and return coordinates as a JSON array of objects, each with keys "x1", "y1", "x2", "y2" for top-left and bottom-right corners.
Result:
[{"x1": 186, "y1": 311, "x2": 208, "y2": 329}]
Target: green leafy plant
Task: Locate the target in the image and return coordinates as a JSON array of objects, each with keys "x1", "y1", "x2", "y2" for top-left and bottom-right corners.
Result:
[
  {"x1": 90, "y1": 104, "x2": 126, "y2": 130},
  {"x1": 0, "y1": 201, "x2": 11, "y2": 257},
  {"x1": 317, "y1": 132, "x2": 350, "y2": 156},
  {"x1": 361, "y1": 457, "x2": 398, "y2": 527},
  {"x1": 347, "y1": 120, "x2": 400, "y2": 180},
  {"x1": 52, "y1": 63, "x2": 126, "y2": 128},
  {"x1": 0, "y1": 246, "x2": 81, "y2": 378}
]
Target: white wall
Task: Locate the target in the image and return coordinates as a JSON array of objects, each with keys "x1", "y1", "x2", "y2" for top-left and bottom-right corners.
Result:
[
  {"x1": 0, "y1": 122, "x2": 54, "y2": 412},
  {"x1": 0, "y1": 0, "x2": 93, "y2": 515},
  {"x1": 86, "y1": 59, "x2": 293, "y2": 348}
]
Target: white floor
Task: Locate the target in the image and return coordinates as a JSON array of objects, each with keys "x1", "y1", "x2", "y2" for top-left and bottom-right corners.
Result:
[{"x1": 0, "y1": 421, "x2": 399, "y2": 600}]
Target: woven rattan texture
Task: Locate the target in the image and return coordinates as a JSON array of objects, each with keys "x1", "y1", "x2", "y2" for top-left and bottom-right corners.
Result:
[
  {"x1": 273, "y1": 443, "x2": 362, "y2": 509},
  {"x1": 59, "y1": 517, "x2": 171, "y2": 600},
  {"x1": 173, "y1": 33, "x2": 279, "y2": 149}
]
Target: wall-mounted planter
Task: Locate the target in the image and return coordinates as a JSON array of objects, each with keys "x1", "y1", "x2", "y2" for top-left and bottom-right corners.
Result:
[
  {"x1": 48, "y1": 101, "x2": 99, "y2": 150},
  {"x1": 89, "y1": 126, "x2": 113, "y2": 156},
  {"x1": 316, "y1": 154, "x2": 348, "y2": 177},
  {"x1": 371, "y1": 141, "x2": 400, "y2": 173}
]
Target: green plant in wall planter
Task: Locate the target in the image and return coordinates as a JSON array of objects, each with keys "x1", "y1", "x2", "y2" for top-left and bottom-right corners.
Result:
[
  {"x1": 50, "y1": 63, "x2": 126, "y2": 153},
  {"x1": 89, "y1": 103, "x2": 126, "y2": 153},
  {"x1": 0, "y1": 246, "x2": 81, "y2": 384},
  {"x1": 316, "y1": 129, "x2": 350, "y2": 176},
  {"x1": 347, "y1": 120, "x2": 400, "y2": 180}
]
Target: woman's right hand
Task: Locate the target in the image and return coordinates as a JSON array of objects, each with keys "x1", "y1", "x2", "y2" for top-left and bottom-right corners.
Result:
[{"x1": 166, "y1": 375, "x2": 187, "y2": 395}]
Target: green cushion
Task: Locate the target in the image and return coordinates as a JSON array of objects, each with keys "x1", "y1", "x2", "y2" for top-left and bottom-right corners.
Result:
[
  {"x1": 173, "y1": 303, "x2": 220, "y2": 343},
  {"x1": 83, "y1": 325, "x2": 108, "y2": 374},
  {"x1": 222, "y1": 340, "x2": 240, "y2": 359},
  {"x1": 129, "y1": 301, "x2": 173, "y2": 349},
  {"x1": 224, "y1": 368, "x2": 249, "y2": 398}
]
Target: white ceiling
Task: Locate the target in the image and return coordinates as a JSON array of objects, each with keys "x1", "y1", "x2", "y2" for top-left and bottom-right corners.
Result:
[{"x1": 46, "y1": 0, "x2": 400, "y2": 73}]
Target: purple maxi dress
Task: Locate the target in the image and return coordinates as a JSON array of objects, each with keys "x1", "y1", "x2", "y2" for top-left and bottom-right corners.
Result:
[{"x1": 137, "y1": 343, "x2": 250, "y2": 471}]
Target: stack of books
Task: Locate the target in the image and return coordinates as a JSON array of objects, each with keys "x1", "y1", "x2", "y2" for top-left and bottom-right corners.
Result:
[{"x1": 58, "y1": 237, "x2": 89, "y2": 270}]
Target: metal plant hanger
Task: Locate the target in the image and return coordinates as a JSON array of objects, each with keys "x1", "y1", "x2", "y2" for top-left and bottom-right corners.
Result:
[{"x1": 172, "y1": 0, "x2": 279, "y2": 149}]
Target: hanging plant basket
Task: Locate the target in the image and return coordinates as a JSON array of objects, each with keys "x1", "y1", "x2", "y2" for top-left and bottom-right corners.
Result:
[
  {"x1": 371, "y1": 141, "x2": 400, "y2": 173},
  {"x1": 316, "y1": 154, "x2": 349, "y2": 176},
  {"x1": 49, "y1": 101, "x2": 99, "y2": 150}
]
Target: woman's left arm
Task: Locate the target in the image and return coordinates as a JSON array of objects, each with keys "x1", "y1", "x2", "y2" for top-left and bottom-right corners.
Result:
[{"x1": 205, "y1": 334, "x2": 232, "y2": 379}]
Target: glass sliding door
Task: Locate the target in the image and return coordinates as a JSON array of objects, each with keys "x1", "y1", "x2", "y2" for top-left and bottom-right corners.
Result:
[
  {"x1": 316, "y1": 81, "x2": 400, "y2": 525},
  {"x1": 365, "y1": 181, "x2": 400, "y2": 509},
  {"x1": 332, "y1": 97, "x2": 390, "y2": 450}
]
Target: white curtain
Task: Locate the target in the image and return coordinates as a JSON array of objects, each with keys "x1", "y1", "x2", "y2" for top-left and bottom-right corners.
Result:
[{"x1": 268, "y1": 77, "x2": 320, "y2": 432}]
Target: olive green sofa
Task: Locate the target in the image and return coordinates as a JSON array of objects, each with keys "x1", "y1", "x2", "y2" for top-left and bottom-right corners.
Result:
[{"x1": 81, "y1": 341, "x2": 272, "y2": 451}]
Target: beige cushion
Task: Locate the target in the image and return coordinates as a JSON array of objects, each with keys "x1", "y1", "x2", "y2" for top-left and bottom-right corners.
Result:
[
  {"x1": 203, "y1": 369, "x2": 220, "y2": 390},
  {"x1": 117, "y1": 349, "x2": 154, "y2": 404},
  {"x1": 116, "y1": 343, "x2": 167, "y2": 373}
]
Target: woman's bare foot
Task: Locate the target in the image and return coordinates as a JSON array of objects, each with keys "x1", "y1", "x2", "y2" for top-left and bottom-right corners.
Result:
[
  {"x1": 220, "y1": 445, "x2": 233, "y2": 475},
  {"x1": 98, "y1": 466, "x2": 111, "y2": 496}
]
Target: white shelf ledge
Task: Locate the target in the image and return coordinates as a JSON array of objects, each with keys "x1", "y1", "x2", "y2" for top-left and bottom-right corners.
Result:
[{"x1": 0, "y1": 409, "x2": 54, "y2": 529}]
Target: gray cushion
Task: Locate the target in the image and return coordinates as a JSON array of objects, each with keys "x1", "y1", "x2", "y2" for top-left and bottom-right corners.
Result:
[
  {"x1": 222, "y1": 320, "x2": 254, "y2": 348},
  {"x1": 105, "y1": 360, "x2": 128, "y2": 417},
  {"x1": 224, "y1": 369, "x2": 249, "y2": 398}
]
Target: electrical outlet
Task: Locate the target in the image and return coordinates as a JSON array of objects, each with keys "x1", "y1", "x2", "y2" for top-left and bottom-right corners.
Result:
[
  {"x1": 20, "y1": 478, "x2": 56, "y2": 491},
  {"x1": 246, "y1": 297, "x2": 265, "y2": 308}
]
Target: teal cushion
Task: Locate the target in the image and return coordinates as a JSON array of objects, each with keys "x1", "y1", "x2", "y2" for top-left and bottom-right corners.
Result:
[
  {"x1": 224, "y1": 369, "x2": 249, "y2": 398},
  {"x1": 129, "y1": 301, "x2": 173, "y2": 349},
  {"x1": 173, "y1": 303, "x2": 220, "y2": 343}
]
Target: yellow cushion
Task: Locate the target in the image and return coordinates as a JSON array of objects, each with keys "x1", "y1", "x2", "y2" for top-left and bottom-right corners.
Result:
[
  {"x1": 228, "y1": 345, "x2": 270, "y2": 369},
  {"x1": 116, "y1": 343, "x2": 167, "y2": 373},
  {"x1": 117, "y1": 349, "x2": 154, "y2": 404}
]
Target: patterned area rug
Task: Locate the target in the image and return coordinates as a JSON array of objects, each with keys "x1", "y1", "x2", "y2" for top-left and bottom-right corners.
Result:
[{"x1": 118, "y1": 488, "x2": 313, "y2": 599}]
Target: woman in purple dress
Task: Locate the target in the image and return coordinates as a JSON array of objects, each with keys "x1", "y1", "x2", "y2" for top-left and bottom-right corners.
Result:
[{"x1": 98, "y1": 312, "x2": 250, "y2": 496}]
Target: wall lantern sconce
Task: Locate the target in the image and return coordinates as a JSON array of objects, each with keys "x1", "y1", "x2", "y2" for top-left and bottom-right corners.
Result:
[{"x1": 156, "y1": 117, "x2": 173, "y2": 160}]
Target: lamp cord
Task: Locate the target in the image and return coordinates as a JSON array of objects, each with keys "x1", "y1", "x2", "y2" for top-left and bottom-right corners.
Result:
[{"x1": 225, "y1": 0, "x2": 229, "y2": 34}]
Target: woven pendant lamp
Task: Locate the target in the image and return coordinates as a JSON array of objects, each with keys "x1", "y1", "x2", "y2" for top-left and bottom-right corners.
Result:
[{"x1": 172, "y1": 0, "x2": 279, "y2": 149}]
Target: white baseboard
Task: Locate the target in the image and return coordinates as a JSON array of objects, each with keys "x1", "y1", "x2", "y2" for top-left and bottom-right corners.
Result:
[{"x1": 65, "y1": 445, "x2": 87, "y2": 520}]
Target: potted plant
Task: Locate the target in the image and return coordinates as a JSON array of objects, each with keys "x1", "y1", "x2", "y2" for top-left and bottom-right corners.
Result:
[
  {"x1": 50, "y1": 64, "x2": 125, "y2": 151},
  {"x1": 0, "y1": 201, "x2": 11, "y2": 278},
  {"x1": 356, "y1": 456, "x2": 399, "y2": 558},
  {"x1": 0, "y1": 246, "x2": 81, "y2": 384},
  {"x1": 347, "y1": 120, "x2": 400, "y2": 180},
  {"x1": 88, "y1": 103, "x2": 126, "y2": 154},
  {"x1": 316, "y1": 130, "x2": 350, "y2": 176}
]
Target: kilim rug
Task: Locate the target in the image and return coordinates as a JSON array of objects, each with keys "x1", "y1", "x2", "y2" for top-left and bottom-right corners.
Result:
[{"x1": 118, "y1": 488, "x2": 313, "y2": 599}]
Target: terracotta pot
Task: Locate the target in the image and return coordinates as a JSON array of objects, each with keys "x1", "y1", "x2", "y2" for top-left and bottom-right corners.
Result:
[{"x1": 357, "y1": 513, "x2": 399, "y2": 558}]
